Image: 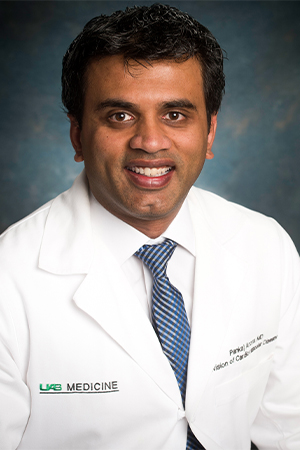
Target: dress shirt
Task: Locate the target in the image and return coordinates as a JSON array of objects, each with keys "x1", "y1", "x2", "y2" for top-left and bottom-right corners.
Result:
[{"x1": 90, "y1": 192, "x2": 196, "y2": 324}]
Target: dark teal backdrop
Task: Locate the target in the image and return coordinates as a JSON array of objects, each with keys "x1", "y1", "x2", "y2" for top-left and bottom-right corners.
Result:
[{"x1": 1, "y1": 1, "x2": 299, "y2": 251}]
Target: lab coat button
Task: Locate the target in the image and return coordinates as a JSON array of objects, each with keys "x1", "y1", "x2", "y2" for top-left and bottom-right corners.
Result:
[{"x1": 177, "y1": 408, "x2": 186, "y2": 420}]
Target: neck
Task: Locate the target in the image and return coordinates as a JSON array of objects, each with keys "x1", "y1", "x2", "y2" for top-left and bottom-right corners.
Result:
[
  {"x1": 90, "y1": 189, "x2": 183, "y2": 239},
  {"x1": 116, "y1": 212, "x2": 179, "y2": 239}
]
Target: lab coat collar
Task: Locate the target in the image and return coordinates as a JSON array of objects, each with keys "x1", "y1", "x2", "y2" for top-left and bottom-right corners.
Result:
[{"x1": 89, "y1": 189, "x2": 195, "y2": 267}]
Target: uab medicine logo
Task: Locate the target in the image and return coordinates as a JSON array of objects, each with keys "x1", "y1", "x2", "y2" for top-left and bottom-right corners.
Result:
[
  {"x1": 40, "y1": 383, "x2": 62, "y2": 392},
  {"x1": 39, "y1": 380, "x2": 119, "y2": 394}
]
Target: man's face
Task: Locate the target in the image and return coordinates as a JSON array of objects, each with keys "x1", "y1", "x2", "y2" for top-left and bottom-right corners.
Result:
[{"x1": 69, "y1": 55, "x2": 217, "y2": 237}]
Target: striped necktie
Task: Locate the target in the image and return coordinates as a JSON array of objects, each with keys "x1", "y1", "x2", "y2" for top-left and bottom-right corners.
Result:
[{"x1": 134, "y1": 239, "x2": 205, "y2": 449}]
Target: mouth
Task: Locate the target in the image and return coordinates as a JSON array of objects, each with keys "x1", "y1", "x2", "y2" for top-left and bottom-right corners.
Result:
[
  {"x1": 126, "y1": 166, "x2": 173, "y2": 177},
  {"x1": 125, "y1": 162, "x2": 175, "y2": 189}
]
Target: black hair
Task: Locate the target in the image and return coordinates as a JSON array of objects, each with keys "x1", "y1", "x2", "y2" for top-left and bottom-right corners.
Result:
[{"x1": 62, "y1": 3, "x2": 225, "y2": 128}]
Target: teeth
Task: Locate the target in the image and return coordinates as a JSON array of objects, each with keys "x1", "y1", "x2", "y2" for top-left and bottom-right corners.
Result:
[{"x1": 129, "y1": 166, "x2": 171, "y2": 177}]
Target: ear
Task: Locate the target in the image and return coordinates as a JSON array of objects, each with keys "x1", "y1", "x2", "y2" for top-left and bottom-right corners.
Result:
[
  {"x1": 68, "y1": 114, "x2": 84, "y2": 162},
  {"x1": 206, "y1": 114, "x2": 217, "y2": 160}
]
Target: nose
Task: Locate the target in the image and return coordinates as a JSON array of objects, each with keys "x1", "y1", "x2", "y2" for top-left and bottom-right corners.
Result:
[{"x1": 129, "y1": 118, "x2": 172, "y2": 153}]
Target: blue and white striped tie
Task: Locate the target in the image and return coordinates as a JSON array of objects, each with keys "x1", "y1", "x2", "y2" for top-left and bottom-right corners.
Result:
[{"x1": 135, "y1": 238, "x2": 205, "y2": 449}]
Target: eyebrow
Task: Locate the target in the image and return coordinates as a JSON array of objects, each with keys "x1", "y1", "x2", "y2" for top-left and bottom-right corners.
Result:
[
  {"x1": 95, "y1": 98, "x2": 198, "y2": 112},
  {"x1": 162, "y1": 100, "x2": 197, "y2": 111},
  {"x1": 95, "y1": 99, "x2": 135, "y2": 111}
]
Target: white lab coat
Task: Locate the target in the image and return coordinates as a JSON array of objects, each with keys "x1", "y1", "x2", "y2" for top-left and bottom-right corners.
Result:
[{"x1": 0, "y1": 170, "x2": 299, "y2": 450}]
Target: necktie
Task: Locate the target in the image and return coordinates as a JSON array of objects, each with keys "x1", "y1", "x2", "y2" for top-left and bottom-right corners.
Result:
[{"x1": 134, "y1": 239, "x2": 205, "y2": 450}]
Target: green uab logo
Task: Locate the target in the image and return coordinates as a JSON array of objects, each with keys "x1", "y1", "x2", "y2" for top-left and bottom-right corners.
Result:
[{"x1": 40, "y1": 383, "x2": 62, "y2": 392}]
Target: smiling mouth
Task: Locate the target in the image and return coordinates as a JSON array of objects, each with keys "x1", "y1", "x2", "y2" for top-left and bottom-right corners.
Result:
[{"x1": 127, "y1": 166, "x2": 173, "y2": 177}]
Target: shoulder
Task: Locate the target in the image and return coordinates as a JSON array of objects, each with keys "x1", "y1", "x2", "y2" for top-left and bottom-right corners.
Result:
[
  {"x1": 188, "y1": 187, "x2": 300, "y2": 305},
  {"x1": 187, "y1": 186, "x2": 298, "y2": 256},
  {"x1": 0, "y1": 201, "x2": 52, "y2": 259},
  {"x1": 188, "y1": 185, "x2": 278, "y2": 232},
  {"x1": 0, "y1": 170, "x2": 90, "y2": 274},
  {"x1": 0, "y1": 171, "x2": 86, "y2": 249}
]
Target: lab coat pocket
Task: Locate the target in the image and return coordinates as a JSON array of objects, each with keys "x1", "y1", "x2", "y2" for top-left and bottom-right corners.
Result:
[
  {"x1": 212, "y1": 354, "x2": 274, "y2": 448},
  {"x1": 214, "y1": 353, "x2": 274, "y2": 407}
]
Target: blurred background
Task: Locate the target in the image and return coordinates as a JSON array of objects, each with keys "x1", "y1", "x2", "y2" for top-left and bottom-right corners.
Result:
[{"x1": 1, "y1": 1, "x2": 299, "y2": 251}]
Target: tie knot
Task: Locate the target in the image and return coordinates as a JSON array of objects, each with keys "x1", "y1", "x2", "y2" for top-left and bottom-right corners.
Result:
[{"x1": 134, "y1": 238, "x2": 177, "y2": 279}]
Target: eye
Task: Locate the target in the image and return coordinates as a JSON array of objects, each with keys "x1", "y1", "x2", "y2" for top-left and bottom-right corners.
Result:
[
  {"x1": 109, "y1": 112, "x2": 134, "y2": 122},
  {"x1": 163, "y1": 111, "x2": 185, "y2": 121}
]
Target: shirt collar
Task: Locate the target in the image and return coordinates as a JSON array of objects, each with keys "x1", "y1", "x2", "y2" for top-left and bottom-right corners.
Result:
[{"x1": 90, "y1": 192, "x2": 196, "y2": 266}]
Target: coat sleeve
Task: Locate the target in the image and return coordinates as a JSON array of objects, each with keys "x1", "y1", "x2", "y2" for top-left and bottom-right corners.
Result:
[
  {"x1": 251, "y1": 229, "x2": 300, "y2": 449},
  {"x1": 0, "y1": 283, "x2": 30, "y2": 450}
]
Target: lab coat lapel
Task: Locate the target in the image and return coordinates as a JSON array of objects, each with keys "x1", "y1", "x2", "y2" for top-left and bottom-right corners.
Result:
[
  {"x1": 39, "y1": 170, "x2": 182, "y2": 407},
  {"x1": 73, "y1": 238, "x2": 183, "y2": 408},
  {"x1": 185, "y1": 188, "x2": 247, "y2": 418}
]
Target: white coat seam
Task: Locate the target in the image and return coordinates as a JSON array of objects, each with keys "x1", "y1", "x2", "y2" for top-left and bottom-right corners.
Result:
[
  {"x1": 0, "y1": 294, "x2": 23, "y2": 377},
  {"x1": 0, "y1": 204, "x2": 51, "y2": 238},
  {"x1": 280, "y1": 278, "x2": 300, "y2": 324}
]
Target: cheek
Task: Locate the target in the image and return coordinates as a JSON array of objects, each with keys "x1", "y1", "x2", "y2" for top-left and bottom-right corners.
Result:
[
  {"x1": 178, "y1": 133, "x2": 207, "y2": 166},
  {"x1": 82, "y1": 133, "x2": 111, "y2": 165},
  {"x1": 93, "y1": 133, "x2": 126, "y2": 160}
]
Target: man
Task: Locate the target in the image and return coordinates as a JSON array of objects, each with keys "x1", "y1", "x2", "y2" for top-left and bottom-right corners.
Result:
[{"x1": 0, "y1": 4, "x2": 299, "y2": 449}]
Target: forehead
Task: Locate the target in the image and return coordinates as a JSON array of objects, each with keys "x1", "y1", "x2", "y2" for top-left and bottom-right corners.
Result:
[{"x1": 84, "y1": 55, "x2": 205, "y2": 105}]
